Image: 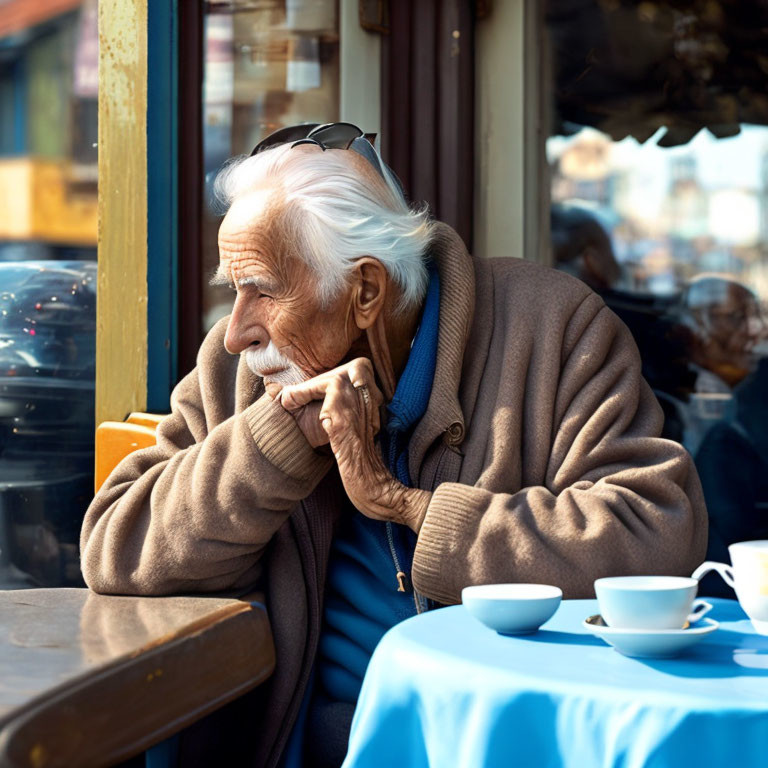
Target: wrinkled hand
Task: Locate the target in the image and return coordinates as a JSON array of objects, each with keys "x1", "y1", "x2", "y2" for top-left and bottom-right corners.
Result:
[{"x1": 278, "y1": 358, "x2": 431, "y2": 532}]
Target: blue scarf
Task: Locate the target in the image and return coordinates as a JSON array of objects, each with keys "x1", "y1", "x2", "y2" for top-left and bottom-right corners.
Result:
[{"x1": 380, "y1": 262, "x2": 441, "y2": 487}]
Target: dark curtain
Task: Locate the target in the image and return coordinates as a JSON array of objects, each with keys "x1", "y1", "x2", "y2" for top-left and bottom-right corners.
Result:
[{"x1": 381, "y1": 0, "x2": 475, "y2": 250}]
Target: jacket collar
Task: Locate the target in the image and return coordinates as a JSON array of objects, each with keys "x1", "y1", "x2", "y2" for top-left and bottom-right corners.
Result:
[{"x1": 407, "y1": 221, "x2": 476, "y2": 481}]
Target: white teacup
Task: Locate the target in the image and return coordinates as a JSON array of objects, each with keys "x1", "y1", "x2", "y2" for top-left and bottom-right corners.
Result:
[
  {"x1": 692, "y1": 540, "x2": 768, "y2": 636},
  {"x1": 595, "y1": 576, "x2": 712, "y2": 630}
]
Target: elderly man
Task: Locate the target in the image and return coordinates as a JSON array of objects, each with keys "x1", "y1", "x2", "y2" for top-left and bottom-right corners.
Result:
[
  {"x1": 682, "y1": 275, "x2": 765, "y2": 392},
  {"x1": 81, "y1": 123, "x2": 706, "y2": 768}
]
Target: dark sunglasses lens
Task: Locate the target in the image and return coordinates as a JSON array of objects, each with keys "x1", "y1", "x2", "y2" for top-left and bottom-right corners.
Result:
[
  {"x1": 290, "y1": 138, "x2": 325, "y2": 150},
  {"x1": 251, "y1": 123, "x2": 319, "y2": 156},
  {"x1": 307, "y1": 122, "x2": 363, "y2": 149}
]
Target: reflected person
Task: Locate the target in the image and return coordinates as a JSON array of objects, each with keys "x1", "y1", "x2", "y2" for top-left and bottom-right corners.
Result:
[
  {"x1": 693, "y1": 294, "x2": 768, "y2": 597},
  {"x1": 679, "y1": 275, "x2": 764, "y2": 394},
  {"x1": 551, "y1": 203, "x2": 692, "y2": 442}
]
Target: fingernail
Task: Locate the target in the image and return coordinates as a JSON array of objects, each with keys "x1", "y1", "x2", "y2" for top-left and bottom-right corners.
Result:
[{"x1": 321, "y1": 418, "x2": 332, "y2": 431}]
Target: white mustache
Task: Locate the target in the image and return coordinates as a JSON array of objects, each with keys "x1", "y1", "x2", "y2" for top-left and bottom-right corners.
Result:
[{"x1": 244, "y1": 342, "x2": 306, "y2": 385}]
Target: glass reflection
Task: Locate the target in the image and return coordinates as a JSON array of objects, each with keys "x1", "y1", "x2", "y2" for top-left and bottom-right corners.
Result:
[
  {"x1": 0, "y1": 1, "x2": 98, "y2": 588},
  {"x1": 545, "y1": 1, "x2": 768, "y2": 596},
  {"x1": 201, "y1": 0, "x2": 340, "y2": 336}
]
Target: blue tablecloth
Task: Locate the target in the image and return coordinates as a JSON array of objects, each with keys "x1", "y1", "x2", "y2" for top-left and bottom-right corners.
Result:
[{"x1": 343, "y1": 599, "x2": 768, "y2": 768}]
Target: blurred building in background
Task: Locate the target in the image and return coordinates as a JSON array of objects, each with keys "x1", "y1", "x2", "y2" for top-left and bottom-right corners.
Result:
[{"x1": 0, "y1": 0, "x2": 97, "y2": 261}]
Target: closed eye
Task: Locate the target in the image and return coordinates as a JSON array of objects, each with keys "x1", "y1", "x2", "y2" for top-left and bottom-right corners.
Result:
[
  {"x1": 245, "y1": 287, "x2": 274, "y2": 301},
  {"x1": 237, "y1": 277, "x2": 278, "y2": 297}
]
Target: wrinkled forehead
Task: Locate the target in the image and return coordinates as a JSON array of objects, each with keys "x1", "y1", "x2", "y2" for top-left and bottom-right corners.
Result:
[{"x1": 217, "y1": 188, "x2": 284, "y2": 280}]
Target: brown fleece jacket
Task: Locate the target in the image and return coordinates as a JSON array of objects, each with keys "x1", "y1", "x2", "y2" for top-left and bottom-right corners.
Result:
[{"x1": 81, "y1": 221, "x2": 707, "y2": 767}]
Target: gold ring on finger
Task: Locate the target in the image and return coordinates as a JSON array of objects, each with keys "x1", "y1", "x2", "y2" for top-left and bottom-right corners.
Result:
[{"x1": 355, "y1": 383, "x2": 371, "y2": 406}]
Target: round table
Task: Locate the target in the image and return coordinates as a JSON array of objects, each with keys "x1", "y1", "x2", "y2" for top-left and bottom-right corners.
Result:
[{"x1": 343, "y1": 599, "x2": 768, "y2": 768}]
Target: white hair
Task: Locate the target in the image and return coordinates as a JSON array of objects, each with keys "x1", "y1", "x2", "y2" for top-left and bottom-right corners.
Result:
[{"x1": 213, "y1": 142, "x2": 434, "y2": 313}]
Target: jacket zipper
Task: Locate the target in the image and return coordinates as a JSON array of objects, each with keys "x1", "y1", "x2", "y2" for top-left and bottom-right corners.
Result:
[
  {"x1": 385, "y1": 520, "x2": 409, "y2": 592},
  {"x1": 385, "y1": 520, "x2": 431, "y2": 613}
]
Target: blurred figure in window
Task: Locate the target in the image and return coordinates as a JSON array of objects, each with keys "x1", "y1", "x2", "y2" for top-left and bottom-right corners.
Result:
[
  {"x1": 691, "y1": 291, "x2": 768, "y2": 597},
  {"x1": 550, "y1": 203, "x2": 621, "y2": 293},
  {"x1": 679, "y1": 276, "x2": 765, "y2": 394},
  {"x1": 552, "y1": 206, "x2": 768, "y2": 596},
  {"x1": 551, "y1": 204, "x2": 693, "y2": 443},
  {"x1": 668, "y1": 277, "x2": 765, "y2": 462}
]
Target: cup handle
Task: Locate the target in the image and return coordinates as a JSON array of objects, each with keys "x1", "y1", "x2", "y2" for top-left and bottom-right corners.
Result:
[
  {"x1": 691, "y1": 561, "x2": 736, "y2": 588},
  {"x1": 687, "y1": 599, "x2": 712, "y2": 625}
]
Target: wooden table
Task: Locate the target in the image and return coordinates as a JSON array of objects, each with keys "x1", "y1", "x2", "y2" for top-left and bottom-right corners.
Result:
[{"x1": 0, "y1": 588, "x2": 275, "y2": 768}]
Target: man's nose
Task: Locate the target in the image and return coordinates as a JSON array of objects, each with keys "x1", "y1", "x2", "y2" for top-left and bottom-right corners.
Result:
[{"x1": 224, "y1": 297, "x2": 269, "y2": 355}]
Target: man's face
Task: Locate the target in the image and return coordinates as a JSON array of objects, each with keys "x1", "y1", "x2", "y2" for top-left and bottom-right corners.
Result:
[
  {"x1": 700, "y1": 286, "x2": 763, "y2": 359},
  {"x1": 218, "y1": 190, "x2": 358, "y2": 385},
  {"x1": 690, "y1": 282, "x2": 766, "y2": 384}
]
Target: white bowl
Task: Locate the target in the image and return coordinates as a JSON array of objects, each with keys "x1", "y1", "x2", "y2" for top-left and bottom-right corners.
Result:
[{"x1": 462, "y1": 583, "x2": 563, "y2": 635}]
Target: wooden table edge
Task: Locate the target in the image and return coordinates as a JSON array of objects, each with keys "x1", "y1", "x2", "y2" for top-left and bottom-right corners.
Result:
[{"x1": 0, "y1": 600, "x2": 275, "y2": 768}]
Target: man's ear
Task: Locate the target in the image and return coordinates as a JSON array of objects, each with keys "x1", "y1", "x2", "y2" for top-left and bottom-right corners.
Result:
[
  {"x1": 350, "y1": 258, "x2": 396, "y2": 399},
  {"x1": 351, "y1": 257, "x2": 388, "y2": 330}
]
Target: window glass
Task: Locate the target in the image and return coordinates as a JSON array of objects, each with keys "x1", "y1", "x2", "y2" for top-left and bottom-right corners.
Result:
[
  {"x1": 201, "y1": 0, "x2": 340, "y2": 335},
  {"x1": 544, "y1": 0, "x2": 768, "y2": 593},
  {"x1": 0, "y1": 0, "x2": 98, "y2": 589}
]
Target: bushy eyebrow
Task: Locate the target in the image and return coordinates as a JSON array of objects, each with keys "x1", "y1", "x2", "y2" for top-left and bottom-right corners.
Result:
[
  {"x1": 209, "y1": 269, "x2": 234, "y2": 289},
  {"x1": 209, "y1": 268, "x2": 278, "y2": 294}
]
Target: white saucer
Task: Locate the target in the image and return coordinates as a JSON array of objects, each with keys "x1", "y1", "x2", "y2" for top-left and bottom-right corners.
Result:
[{"x1": 583, "y1": 614, "x2": 719, "y2": 659}]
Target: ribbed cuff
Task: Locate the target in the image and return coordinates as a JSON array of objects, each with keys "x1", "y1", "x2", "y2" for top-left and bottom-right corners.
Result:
[
  {"x1": 412, "y1": 482, "x2": 489, "y2": 605},
  {"x1": 244, "y1": 394, "x2": 331, "y2": 486}
]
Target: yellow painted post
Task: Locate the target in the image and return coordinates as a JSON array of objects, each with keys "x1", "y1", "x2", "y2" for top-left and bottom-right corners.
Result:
[{"x1": 96, "y1": 0, "x2": 148, "y2": 426}]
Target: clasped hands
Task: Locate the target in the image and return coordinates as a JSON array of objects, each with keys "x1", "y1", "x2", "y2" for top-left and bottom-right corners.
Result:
[{"x1": 271, "y1": 358, "x2": 430, "y2": 533}]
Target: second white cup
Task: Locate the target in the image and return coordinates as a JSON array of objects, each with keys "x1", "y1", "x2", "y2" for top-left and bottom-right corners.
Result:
[
  {"x1": 692, "y1": 540, "x2": 768, "y2": 636},
  {"x1": 595, "y1": 575, "x2": 712, "y2": 630}
]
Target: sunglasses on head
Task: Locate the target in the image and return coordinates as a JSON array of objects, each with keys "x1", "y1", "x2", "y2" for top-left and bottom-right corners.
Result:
[{"x1": 250, "y1": 121, "x2": 406, "y2": 201}]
